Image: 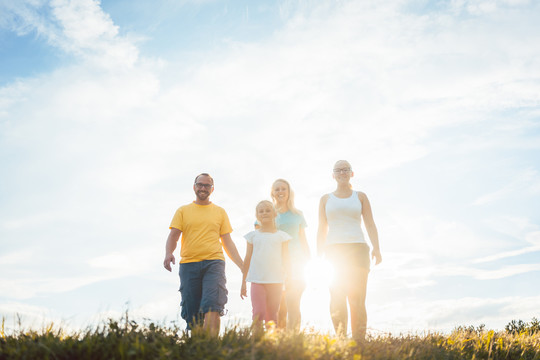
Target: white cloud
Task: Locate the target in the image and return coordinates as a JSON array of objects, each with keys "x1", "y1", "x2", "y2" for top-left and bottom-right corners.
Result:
[
  {"x1": 369, "y1": 295, "x2": 540, "y2": 333},
  {"x1": 0, "y1": 0, "x2": 139, "y2": 68},
  {"x1": 0, "y1": 1, "x2": 50, "y2": 37},
  {"x1": 50, "y1": 0, "x2": 139, "y2": 67},
  {"x1": 422, "y1": 295, "x2": 540, "y2": 330},
  {"x1": 450, "y1": 0, "x2": 533, "y2": 15},
  {"x1": 474, "y1": 245, "x2": 540, "y2": 263},
  {"x1": 435, "y1": 263, "x2": 540, "y2": 280},
  {"x1": 0, "y1": 276, "x2": 103, "y2": 300},
  {"x1": 0, "y1": 250, "x2": 32, "y2": 265},
  {"x1": 381, "y1": 211, "x2": 498, "y2": 261},
  {"x1": 472, "y1": 169, "x2": 540, "y2": 205},
  {"x1": 87, "y1": 247, "x2": 159, "y2": 273}
]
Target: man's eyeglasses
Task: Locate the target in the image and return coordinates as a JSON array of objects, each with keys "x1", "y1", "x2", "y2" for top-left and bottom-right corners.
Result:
[
  {"x1": 333, "y1": 168, "x2": 351, "y2": 174},
  {"x1": 195, "y1": 183, "x2": 213, "y2": 189}
]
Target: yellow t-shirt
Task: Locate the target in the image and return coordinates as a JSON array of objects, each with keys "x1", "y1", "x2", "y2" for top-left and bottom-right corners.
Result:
[{"x1": 169, "y1": 202, "x2": 233, "y2": 263}]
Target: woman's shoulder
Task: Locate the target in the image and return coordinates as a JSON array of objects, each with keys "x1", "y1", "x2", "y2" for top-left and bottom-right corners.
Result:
[
  {"x1": 355, "y1": 190, "x2": 369, "y2": 203},
  {"x1": 355, "y1": 190, "x2": 367, "y2": 198}
]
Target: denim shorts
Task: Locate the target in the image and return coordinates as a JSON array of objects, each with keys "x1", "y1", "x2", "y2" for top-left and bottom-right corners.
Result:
[{"x1": 179, "y1": 259, "x2": 228, "y2": 330}]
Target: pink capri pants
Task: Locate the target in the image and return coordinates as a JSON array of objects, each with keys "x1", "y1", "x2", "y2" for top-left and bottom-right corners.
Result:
[{"x1": 250, "y1": 283, "x2": 283, "y2": 323}]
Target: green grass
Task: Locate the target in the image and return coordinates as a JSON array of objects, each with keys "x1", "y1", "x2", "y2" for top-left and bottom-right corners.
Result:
[{"x1": 1, "y1": 315, "x2": 539, "y2": 359}]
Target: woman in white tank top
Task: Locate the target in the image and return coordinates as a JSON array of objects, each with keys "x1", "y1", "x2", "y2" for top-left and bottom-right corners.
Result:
[{"x1": 317, "y1": 160, "x2": 382, "y2": 340}]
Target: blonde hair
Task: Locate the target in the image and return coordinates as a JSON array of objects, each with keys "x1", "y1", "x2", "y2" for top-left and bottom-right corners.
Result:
[
  {"x1": 271, "y1": 179, "x2": 302, "y2": 215},
  {"x1": 255, "y1": 200, "x2": 277, "y2": 230}
]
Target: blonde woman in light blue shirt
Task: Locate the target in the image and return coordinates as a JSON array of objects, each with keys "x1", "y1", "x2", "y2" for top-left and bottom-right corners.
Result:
[{"x1": 271, "y1": 179, "x2": 310, "y2": 331}]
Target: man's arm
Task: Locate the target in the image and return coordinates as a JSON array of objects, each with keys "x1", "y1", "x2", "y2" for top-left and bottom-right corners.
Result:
[
  {"x1": 221, "y1": 233, "x2": 244, "y2": 272},
  {"x1": 163, "y1": 228, "x2": 181, "y2": 272}
]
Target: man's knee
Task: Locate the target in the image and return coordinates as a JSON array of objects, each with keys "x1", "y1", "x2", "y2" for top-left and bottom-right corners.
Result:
[{"x1": 200, "y1": 260, "x2": 228, "y2": 315}]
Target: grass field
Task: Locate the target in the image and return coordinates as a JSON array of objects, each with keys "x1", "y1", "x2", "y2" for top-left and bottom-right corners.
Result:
[{"x1": 1, "y1": 314, "x2": 539, "y2": 359}]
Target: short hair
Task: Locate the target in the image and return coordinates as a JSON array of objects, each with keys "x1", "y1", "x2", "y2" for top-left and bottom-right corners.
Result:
[
  {"x1": 333, "y1": 160, "x2": 352, "y2": 170},
  {"x1": 194, "y1": 173, "x2": 214, "y2": 185}
]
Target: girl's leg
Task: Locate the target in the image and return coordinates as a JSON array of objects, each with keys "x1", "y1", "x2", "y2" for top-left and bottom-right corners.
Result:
[
  {"x1": 264, "y1": 283, "x2": 283, "y2": 324},
  {"x1": 285, "y1": 279, "x2": 305, "y2": 331},
  {"x1": 348, "y1": 268, "x2": 369, "y2": 340},
  {"x1": 277, "y1": 288, "x2": 287, "y2": 329},
  {"x1": 250, "y1": 283, "x2": 267, "y2": 324}
]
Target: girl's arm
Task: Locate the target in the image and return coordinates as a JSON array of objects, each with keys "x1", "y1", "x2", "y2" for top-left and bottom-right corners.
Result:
[
  {"x1": 241, "y1": 243, "x2": 253, "y2": 299},
  {"x1": 298, "y1": 227, "x2": 311, "y2": 259},
  {"x1": 359, "y1": 192, "x2": 382, "y2": 265},
  {"x1": 316, "y1": 194, "x2": 329, "y2": 256}
]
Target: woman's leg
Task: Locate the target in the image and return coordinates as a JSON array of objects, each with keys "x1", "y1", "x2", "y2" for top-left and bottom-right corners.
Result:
[
  {"x1": 327, "y1": 245, "x2": 348, "y2": 336},
  {"x1": 264, "y1": 283, "x2": 283, "y2": 324},
  {"x1": 250, "y1": 283, "x2": 267, "y2": 324},
  {"x1": 329, "y1": 279, "x2": 348, "y2": 336},
  {"x1": 349, "y1": 268, "x2": 369, "y2": 340},
  {"x1": 285, "y1": 279, "x2": 305, "y2": 331}
]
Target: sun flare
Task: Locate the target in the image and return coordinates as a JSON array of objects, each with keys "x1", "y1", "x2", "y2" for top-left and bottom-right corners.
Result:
[
  {"x1": 304, "y1": 257, "x2": 335, "y2": 289},
  {"x1": 299, "y1": 257, "x2": 335, "y2": 332}
]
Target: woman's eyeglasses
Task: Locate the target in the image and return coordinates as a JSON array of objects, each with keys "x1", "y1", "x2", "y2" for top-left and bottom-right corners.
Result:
[{"x1": 333, "y1": 168, "x2": 351, "y2": 174}]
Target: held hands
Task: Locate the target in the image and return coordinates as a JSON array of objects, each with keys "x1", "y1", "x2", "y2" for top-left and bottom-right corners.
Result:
[
  {"x1": 240, "y1": 281, "x2": 247, "y2": 299},
  {"x1": 371, "y1": 248, "x2": 382, "y2": 265},
  {"x1": 163, "y1": 253, "x2": 175, "y2": 272}
]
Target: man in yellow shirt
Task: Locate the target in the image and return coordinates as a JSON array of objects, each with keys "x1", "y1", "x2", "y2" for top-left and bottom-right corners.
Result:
[{"x1": 163, "y1": 173, "x2": 244, "y2": 335}]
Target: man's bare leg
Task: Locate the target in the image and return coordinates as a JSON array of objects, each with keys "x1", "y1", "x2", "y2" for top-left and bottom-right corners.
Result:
[{"x1": 203, "y1": 311, "x2": 220, "y2": 336}]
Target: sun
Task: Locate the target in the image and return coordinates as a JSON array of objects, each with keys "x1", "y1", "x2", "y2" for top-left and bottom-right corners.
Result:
[
  {"x1": 304, "y1": 257, "x2": 335, "y2": 288},
  {"x1": 300, "y1": 257, "x2": 336, "y2": 332}
]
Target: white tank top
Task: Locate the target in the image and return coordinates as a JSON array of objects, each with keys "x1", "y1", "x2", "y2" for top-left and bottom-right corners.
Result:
[{"x1": 325, "y1": 191, "x2": 366, "y2": 245}]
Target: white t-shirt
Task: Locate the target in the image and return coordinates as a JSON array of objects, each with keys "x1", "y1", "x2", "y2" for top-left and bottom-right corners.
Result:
[{"x1": 244, "y1": 230, "x2": 291, "y2": 283}]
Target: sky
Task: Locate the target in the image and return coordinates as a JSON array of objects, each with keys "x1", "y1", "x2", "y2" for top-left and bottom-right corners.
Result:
[{"x1": 1, "y1": 0, "x2": 539, "y2": 336}]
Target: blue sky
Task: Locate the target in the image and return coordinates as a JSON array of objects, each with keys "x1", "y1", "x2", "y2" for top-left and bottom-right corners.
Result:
[{"x1": 1, "y1": 0, "x2": 539, "y2": 335}]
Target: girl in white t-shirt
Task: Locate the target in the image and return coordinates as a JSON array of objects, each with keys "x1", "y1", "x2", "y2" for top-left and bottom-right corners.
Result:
[{"x1": 241, "y1": 200, "x2": 291, "y2": 326}]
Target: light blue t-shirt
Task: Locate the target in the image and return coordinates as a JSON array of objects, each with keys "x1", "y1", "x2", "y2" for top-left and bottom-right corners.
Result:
[{"x1": 276, "y1": 210, "x2": 307, "y2": 261}]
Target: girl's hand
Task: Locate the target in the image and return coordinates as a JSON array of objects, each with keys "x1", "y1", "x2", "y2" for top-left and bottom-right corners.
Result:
[{"x1": 240, "y1": 282, "x2": 247, "y2": 299}]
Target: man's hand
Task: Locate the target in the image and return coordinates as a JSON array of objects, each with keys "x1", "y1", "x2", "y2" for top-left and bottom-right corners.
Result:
[
  {"x1": 163, "y1": 228, "x2": 181, "y2": 272},
  {"x1": 163, "y1": 253, "x2": 175, "y2": 272}
]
